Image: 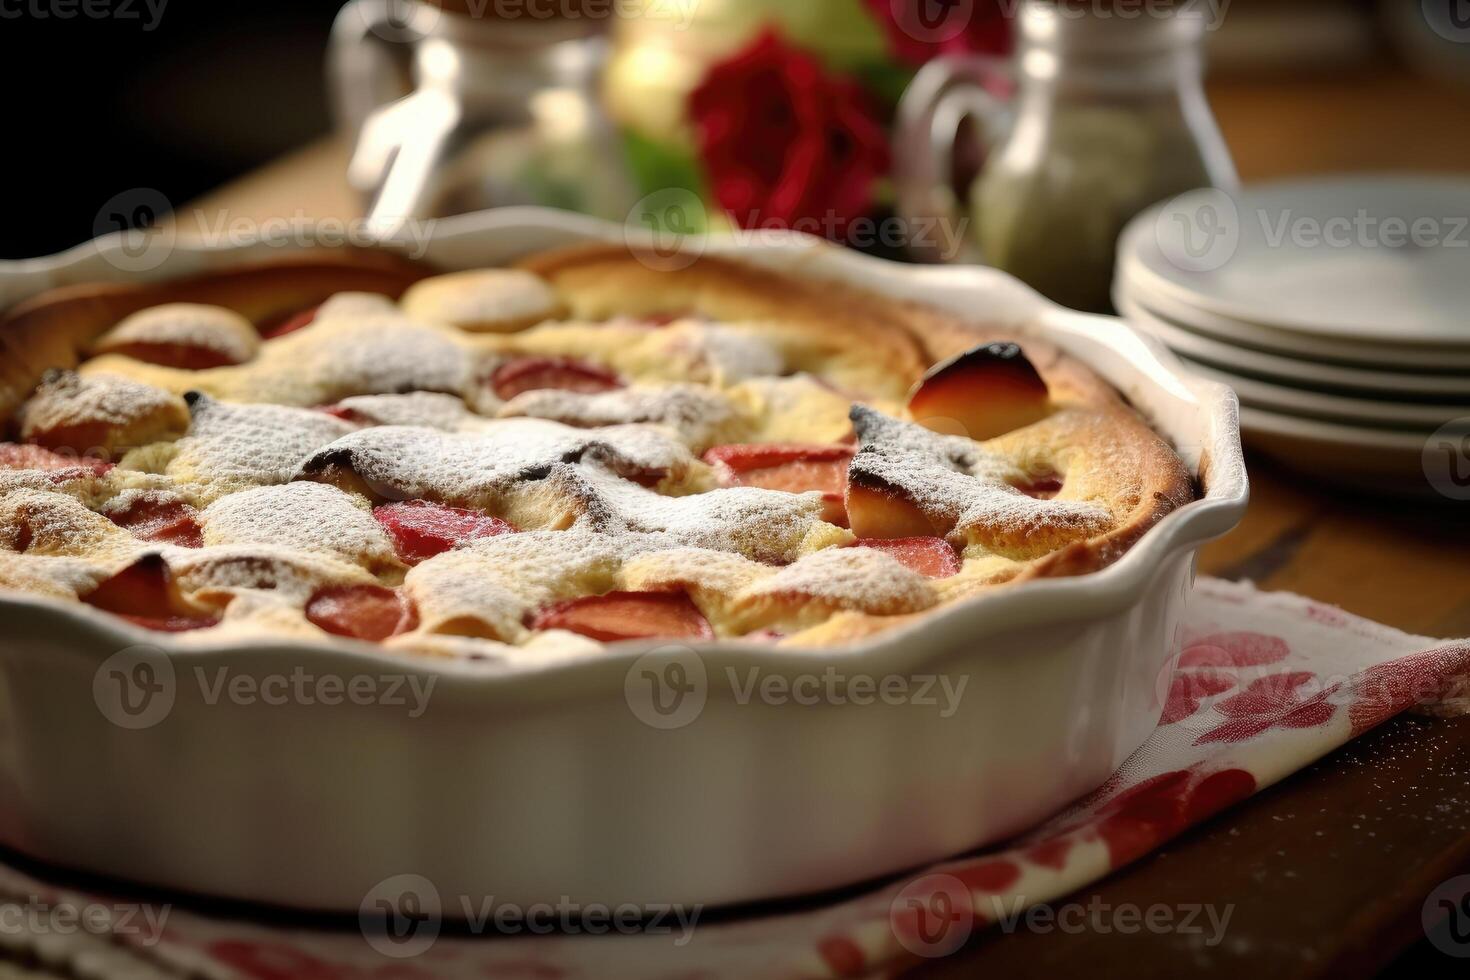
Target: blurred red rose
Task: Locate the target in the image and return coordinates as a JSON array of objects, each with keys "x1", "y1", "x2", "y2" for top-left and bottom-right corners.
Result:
[
  {"x1": 688, "y1": 31, "x2": 890, "y2": 240},
  {"x1": 865, "y1": 0, "x2": 1014, "y2": 64}
]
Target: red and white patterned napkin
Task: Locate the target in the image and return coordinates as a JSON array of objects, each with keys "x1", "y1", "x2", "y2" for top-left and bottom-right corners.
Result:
[{"x1": 1, "y1": 578, "x2": 1465, "y2": 979}]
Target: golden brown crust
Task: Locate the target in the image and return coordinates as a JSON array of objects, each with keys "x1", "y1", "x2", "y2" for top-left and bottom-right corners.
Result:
[
  {"x1": 0, "y1": 246, "x2": 1194, "y2": 655},
  {"x1": 0, "y1": 256, "x2": 428, "y2": 429},
  {"x1": 520, "y1": 245, "x2": 1195, "y2": 602},
  {"x1": 518, "y1": 244, "x2": 932, "y2": 396}
]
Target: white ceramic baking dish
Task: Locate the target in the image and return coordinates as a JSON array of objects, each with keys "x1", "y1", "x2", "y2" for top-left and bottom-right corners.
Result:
[{"x1": 0, "y1": 210, "x2": 1247, "y2": 914}]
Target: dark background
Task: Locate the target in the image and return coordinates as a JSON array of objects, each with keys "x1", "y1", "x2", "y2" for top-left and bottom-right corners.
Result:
[{"x1": 0, "y1": 1, "x2": 343, "y2": 259}]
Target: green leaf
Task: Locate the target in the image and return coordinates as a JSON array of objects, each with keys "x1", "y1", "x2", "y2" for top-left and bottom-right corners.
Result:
[
  {"x1": 622, "y1": 128, "x2": 708, "y2": 202},
  {"x1": 854, "y1": 62, "x2": 917, "y2": 110}
]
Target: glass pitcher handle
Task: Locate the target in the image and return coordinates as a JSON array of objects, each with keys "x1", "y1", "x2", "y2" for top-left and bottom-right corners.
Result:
[
  {"x1": 894, "y1": 55, "x2": 1015, "y2": 264},
  {"x1": 327, "y1": 0, "x2": 424, "y2": 141}
]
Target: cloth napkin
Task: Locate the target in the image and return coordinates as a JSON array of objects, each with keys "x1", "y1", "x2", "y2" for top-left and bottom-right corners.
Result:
[{"x1": 0, "y1": 578, "x2": 1465, "y2": 979}]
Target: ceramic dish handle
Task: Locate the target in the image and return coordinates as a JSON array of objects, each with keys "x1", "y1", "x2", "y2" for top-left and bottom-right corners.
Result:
[{"x1": 894, "y1": 54, "x2": 1014, "y2": 265}]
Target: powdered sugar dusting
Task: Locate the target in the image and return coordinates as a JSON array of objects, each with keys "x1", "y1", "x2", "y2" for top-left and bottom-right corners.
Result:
[
  {"x1": 0, "y1": 552, "x2": 113, "y2": 600},
  {"x1": 621, "y1": 547, "x2": 769, "y2": 604},
  {"x1": 675, "y1": 324, "x2": 787, "y2": 383},
  {"x1": 850, "y1": 406, "x2": 1112, "y2": 557},
  {"x1": 92, "y1": 303, "x2": 260, "y2": 364},
  {"x1": 0, "y1": 265, "x2": 1192, "y2": 659},
  {"x1": 163, "y1": 396, "x2": 355, "y2": 502},
  {"x1": 0, "y1": 487, "x2": 138, "y2": 559},
  {"x1": 235, "y1": 314, "x2": 475, "y2": 406},
  {"x1": 201, "y1": 482, "x2": 399, "y2": 571},
  {"x1": 384, "y1": 629, "x2": 604, "y2": 666},
  {"x1": 563, "y1": 463, "x2": 844, "y2": 564},
  {"x1": 405, "y1": 529, "x2": 805, "y2": 642},
  {"x1": 737, "y1": 546, "x2": 937, "y2": 616},
  {"x1": 405, "y1": 530, "x2": 637, "y2": 641},
  {"x1": 168, "y1": 544, "x2": 379, "y2": 606},
  {"x1": 329, "y1": 392, "x2": 482, "y2": 431},
  {"x1": 295, "y1": 420, "x2": 698, "y2": 508},
  {"x1": 18, "y1": 371, "x2": 188, "y2": 450},
  {"x1": 401, "y1": 270, "x2": 562, "y2": 332},
  {"x1": 496, "y1": 384, "x2": 742, "y2": 450},
  {"x1": 313, "y1": 292, "x2": 400, "y2": 322}
]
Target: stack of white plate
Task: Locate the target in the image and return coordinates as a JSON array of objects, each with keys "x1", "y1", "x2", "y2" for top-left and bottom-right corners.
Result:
[{"x1": 1115, "y1": 177, "x2": 1470, "y2": 499}]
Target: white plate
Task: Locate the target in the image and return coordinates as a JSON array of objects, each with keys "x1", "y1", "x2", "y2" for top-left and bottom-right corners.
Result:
[
  {"x1": 1239, "y1": 406, "x2": 1449, "y2": 498},
  {"x1": 0, "y1": 209, "x2": 1248, "y2": 913},
  {"x1": 1176, "y1": 356, "x2": 1467, "y2": 432},
  {"x1": 1121, "y1": 176, "x2": 1470, "y2": 347},
  {"x1": 1114, "y1": 290, "x2": 1470, "y2": 403},
  {"x1": 1118, "y1": 274, "x2": 1470, "y2": 371}
]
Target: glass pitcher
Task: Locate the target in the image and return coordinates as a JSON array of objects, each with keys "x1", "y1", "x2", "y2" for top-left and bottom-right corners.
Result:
[
  {"x1": 329, "y1": 0, "x2": 637, "y2": 233},
  {"x1": 895, "y1": 0, "x2": 1237, "y2": 312}
]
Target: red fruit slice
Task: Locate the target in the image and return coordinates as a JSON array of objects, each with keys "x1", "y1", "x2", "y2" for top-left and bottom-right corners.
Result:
[
  {"x1": 374, "y1": 501, "x2": 516, "y2": 565},
  {"x1": 531, "y1": 591, "x2": 714, "y2": 643},
  {"x1": 107, "y1": 497, "x2": 204, "y2": 548},
  {"x1": 850, "y1": 537, "x2": 961, "y2": 579},
  {"x1": 704, "y1": 444, "x2": 855, "y2": 475},
  {"x1": 83, "y1": 554, "x2": 219, "y2": 632},
  {"x1": 100, "y1": 342, "x2": 239, "y2": 371},
  {"x1": 1014, "y1": 472, "x2": 1064, "y2": 500},
  {"x1": 316, "y1": 404, "x2": 364, "y2": 423},
  {"x1": 908, "y1": 343, "x2": 1050, "y2": 441},
  {"x1": 490, "y1": 357, "x2": 624, "y2": 401},
  {"x1": 845, "y1": 473, "x2": 938, "y2": 540},
  {"x1": 306, "y1": 584, "x2": 419, "y2": 642},
  {"x1": 261, "y1": 305, "x2": 320, "y2": 339},
  {"x1": 703, "y1": 444, "x2": 855, "y2": 526},
  {"x1": 0, "y1": 443, "x2": 113, "y2": 477}
]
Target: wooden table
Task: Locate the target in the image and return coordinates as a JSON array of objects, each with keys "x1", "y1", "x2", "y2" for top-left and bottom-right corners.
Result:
[{"x1": 170, "y1": 66, "x2": 1470, "y2": 977}]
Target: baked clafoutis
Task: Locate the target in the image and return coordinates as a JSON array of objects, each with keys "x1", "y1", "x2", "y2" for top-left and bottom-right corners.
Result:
[{"x1": 0, "y1": 248, "x2": 1194, "y2": 661}]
